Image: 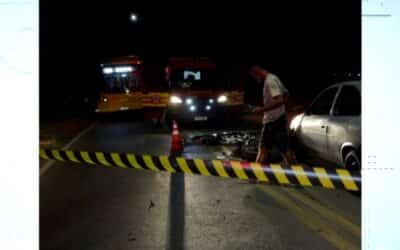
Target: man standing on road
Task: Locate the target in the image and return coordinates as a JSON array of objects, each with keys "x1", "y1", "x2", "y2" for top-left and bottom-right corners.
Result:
[{"x1": 249, "y1": 65, "x2": 295, "y2": 166}]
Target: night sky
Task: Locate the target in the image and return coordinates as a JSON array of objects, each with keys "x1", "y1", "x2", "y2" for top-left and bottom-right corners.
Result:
[{"x1": 40, "y1": 1, "x2": 360, "y2": 115}]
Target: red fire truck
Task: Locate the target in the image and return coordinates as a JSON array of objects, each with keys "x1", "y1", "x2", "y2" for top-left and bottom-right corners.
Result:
[
  {"x1": 96, "y1": 56, "x2": 245, "y2": 125},
  {"x1": 164, "y1": 57, "x2": 244, "y2": 123}
]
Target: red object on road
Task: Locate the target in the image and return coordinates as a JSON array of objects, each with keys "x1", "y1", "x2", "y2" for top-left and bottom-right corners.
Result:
[{"x1": 170, "y1": 120, "x2": 183, "y2": 155}]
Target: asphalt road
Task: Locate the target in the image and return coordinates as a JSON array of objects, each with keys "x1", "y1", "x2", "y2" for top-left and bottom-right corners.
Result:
[{"x1": 40, "y1": 119, "x2": 361, "y2": 250}]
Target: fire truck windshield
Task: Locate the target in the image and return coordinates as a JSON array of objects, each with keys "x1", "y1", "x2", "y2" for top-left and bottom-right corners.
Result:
[{"x1": 169, "y1": 69, "x2": 222, "y2": 90}]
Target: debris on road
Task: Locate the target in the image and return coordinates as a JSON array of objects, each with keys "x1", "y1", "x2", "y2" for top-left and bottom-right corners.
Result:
[
  {"x1": 186, "y1": 131, "x2": 260, "y2": 160},
  {"x1": 185, "y1": 130, "x2": 287, "y2": 162}
]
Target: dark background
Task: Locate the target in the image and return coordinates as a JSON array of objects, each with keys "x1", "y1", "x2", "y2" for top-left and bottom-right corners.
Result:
[{"x1": 40, "y1": 1, "x2": 361, "y2": 118}]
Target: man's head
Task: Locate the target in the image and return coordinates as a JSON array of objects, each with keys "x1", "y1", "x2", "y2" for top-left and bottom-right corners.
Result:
[{"x1": 249, "y1": 65, "x2": 268, "y2": 83}]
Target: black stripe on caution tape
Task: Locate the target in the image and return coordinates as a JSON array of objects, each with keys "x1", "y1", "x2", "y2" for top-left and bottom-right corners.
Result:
[{"x1": 40, "y1": 148, "x2": 361, "y2": 191}]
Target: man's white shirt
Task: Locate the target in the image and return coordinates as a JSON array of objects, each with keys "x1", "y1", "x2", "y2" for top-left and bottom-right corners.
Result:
[{"x1": 262, "y1": 73, "x2": 287, "y2": 124}]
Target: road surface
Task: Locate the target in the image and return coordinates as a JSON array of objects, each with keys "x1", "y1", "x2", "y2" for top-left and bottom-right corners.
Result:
[{"x1": 40, "y1": 118, "x2": 361, "y2": 250}]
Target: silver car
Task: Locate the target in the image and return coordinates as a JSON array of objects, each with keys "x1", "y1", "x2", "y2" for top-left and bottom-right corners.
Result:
[{"x1": 289, "y1": 81, "x2": 361, "y2": 170}]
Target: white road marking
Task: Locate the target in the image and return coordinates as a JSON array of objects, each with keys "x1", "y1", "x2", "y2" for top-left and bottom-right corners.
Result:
[{"x1": 40, "y1": 122, "x2": 97, "y2": 176}]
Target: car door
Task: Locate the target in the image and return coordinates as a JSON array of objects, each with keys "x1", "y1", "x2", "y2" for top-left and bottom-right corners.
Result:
[
  {"x1": 327, "y1": 85, "x2": 361, "y2": 165},
  {"x1": 298, "y1": 86, "x2": 339, "y2": 161}
]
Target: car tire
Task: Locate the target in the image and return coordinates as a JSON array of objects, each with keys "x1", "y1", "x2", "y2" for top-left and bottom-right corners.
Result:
[{"x1": 344, "y1": 150, "x2": 361, "y2": 171}]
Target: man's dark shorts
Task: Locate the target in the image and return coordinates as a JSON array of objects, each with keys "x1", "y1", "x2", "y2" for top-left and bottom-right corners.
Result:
[{"x1": 259, "y1": 115, "x2": 290, "y2": 153}]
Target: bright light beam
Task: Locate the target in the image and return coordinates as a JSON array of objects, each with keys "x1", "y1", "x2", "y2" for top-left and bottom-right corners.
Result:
[{"x1": 130, "y1": 13, "x2": 138, "y2": 22}]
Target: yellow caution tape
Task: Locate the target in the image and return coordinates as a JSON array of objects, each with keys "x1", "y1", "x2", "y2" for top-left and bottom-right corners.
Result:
[{"x1": 39, "y1": 148, "x2": 361, "y2": 191}]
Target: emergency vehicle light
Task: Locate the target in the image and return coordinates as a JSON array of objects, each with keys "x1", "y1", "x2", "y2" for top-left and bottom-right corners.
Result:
[
  {"x1": 103, "y1": 67, "x2": 113, "y2": 74},
  {"x1": 217, "y1": 95, "x2": 227, "y2": 103},
  {"x1": 186, "y1": 98, "x2": 193, "y2": 105},
  {"x1": 103, "y1": 66, "x2": 134, "y2": 74},
  {"x1": 115, "y1": 66, "x2": 134, "y2": 73},
  {"x1": 170, "y1": 95, "x2": 183, "y2": 104}
]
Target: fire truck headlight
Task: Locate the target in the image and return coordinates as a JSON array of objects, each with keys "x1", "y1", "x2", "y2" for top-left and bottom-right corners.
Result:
[
  {"x1": 209, "y1": 99, "x2": 214, "y2": 104},
  {"x1": 103, "y1": 97, "x2": 108, "y2": 103},
  {"x1": 189, "y1": 105, "x2": 196, "y2": 112},
  {"x1": 170, "y1": 95, "x2": 183, "y2": 104},
  {"x1": 217, "y1": 95, "x2": 228, "y2": 103},
  {"x1": 186, "y1": 98, "x2": 193, "y2": 105},
  {"x1": 102, "y1": 67, "x2": 113, "y2": 74}
]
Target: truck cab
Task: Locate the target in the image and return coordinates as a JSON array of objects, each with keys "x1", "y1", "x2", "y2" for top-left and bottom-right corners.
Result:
[{"x1": 165, "y1": 57, "x2": 244, "y2": 123}]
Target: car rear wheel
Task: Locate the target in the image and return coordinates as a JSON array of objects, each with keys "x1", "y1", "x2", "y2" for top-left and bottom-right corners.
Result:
[{"x1": 344, "y1": 150, "x2": 361, "y2": 171}]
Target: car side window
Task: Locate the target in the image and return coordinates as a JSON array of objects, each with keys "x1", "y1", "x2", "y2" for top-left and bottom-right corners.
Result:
[
  {"x1": 309, "y1": 87, "x2": 338, "y2": 115},
  {"x1": 333, "y1": 86, "x2": 361, "y2": 116}
]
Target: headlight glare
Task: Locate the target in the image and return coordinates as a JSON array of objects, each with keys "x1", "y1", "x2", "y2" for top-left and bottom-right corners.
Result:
[
  {"x1": 217, "y1": 95, "x2": 228, "y2": 103},
  {"x1": 102, "y1": 67, "x2": 113, "y2": 74},
  {"x1": 170, "y1": 95, "x2": 183, "y2": 104}
]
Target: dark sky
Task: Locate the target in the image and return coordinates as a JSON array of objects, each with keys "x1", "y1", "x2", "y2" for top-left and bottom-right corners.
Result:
[{"x1": 40, "y1": 1, "x2": 360, "y2": 111}]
